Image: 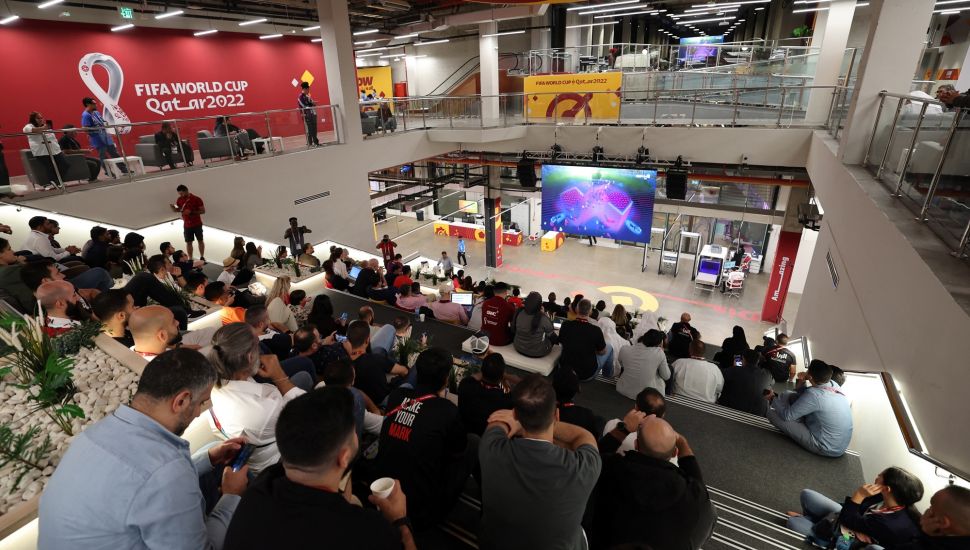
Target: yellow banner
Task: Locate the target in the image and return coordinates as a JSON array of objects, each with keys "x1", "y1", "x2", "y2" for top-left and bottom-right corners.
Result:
[
  {"x1": 356, "y1": 66, "x2": 393, "y2": 111},
  {"x1": 523, "y1": 72, "x2": 622, "y2": 120}
]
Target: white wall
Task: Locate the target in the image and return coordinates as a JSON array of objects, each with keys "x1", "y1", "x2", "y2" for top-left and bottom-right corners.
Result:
[
  {"x1": 787, "y1": 227, "x2": 818, "y2": 294},
  {"x1": 795, "y1": 132, "x2": 970, "y2": 476},
  {"x1": 845, "y1": 6, "x2": 872, "y2": 49},
  {"x1": 357, "y1": 33, "x2": 531, "y2": 97}
]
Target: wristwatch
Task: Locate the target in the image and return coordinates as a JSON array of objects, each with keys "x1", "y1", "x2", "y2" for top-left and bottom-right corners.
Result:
[
  {"x1": 616, "y1": 423, "x2": 630, "y2": 435},
  {"x1": 392, "y1": 516, "x2": 412, "y2": 530}
]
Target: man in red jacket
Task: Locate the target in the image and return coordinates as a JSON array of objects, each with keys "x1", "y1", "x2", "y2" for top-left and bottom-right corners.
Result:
[{"x1": 481, "y1": 282, "x2": 515, "y2": 346}]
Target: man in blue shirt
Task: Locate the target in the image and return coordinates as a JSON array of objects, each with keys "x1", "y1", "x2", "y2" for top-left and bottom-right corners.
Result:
[
  {"x1": 298, "y1": 81, "x2": 320, "y2": 147},
  {"x1": 39, "y1": 348, "x2": 249, "y2": 550},
  {"x1": 457, "y1": 238, "x2": 467, "y2": 266},
  {"x1": 81, "y1": 97, "x2": 127, "y2": 177},
  {"x1": 767, "y1": 359, "x2": 853, "y2": 457}
]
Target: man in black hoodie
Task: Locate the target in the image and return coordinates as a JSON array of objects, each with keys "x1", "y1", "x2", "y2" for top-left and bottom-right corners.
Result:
[
  {"x1": 592, "y1": 415, "x2": 716, "y2": 550},
  {"x1": 896, "y1": 486, "x2": 970, "y2": 550}
]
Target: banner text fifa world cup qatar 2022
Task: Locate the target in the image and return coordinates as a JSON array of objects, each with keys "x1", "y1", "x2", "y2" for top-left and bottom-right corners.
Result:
[{"x1": 540, "y1": 165, "x2": 658, "y2": 243}]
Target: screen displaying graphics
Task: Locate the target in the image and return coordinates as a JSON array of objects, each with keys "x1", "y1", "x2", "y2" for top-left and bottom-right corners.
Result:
[
  {"x1": 541, "y1": 165, "x2": 657, "y2": 243},
  {"x1": 679, "y1": 36, "x2": 724, "y2": 64}
]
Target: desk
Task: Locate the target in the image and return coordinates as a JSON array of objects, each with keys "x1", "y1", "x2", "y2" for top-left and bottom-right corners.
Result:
[
  {"x1": 104, "y1": 156, "x2": 144, "y2": 177},
  {"x1": 432, "y1": 220, "x2": 524, "y2": 246},
  {"x1": 252, "y1": 136, "x2": 284, "y2": 154},
  {"x1": 541, "y1": 231, "x2": 565, "y2": 252}
]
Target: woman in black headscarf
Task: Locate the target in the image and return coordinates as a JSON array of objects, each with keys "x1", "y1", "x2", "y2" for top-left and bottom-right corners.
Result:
[
  {"x1": 718, "y1": 325, "x2": 750, "y2": 370},
  {"x1": 512, "y1": 291, "x2": 559, "y2": 358}
]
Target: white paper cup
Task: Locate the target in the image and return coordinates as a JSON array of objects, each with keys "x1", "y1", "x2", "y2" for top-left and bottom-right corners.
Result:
[
  {"x1": 419, "y1": 313, "x2": 426, "y2": 322},
  {"x1": 370, "y1": 477, "x2": 395, "y2": 499}
]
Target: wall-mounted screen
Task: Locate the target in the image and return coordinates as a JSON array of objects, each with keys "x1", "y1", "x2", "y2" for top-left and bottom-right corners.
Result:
[
  {"x1": 679, "y1": 35, "x2": 724, "y2": 63},
  {"x1": 540, "y1": 165, "x2": 657, "y2": 243},
  {"x1": 458, "y1": 199, "x2": 479, "y2": 214}
]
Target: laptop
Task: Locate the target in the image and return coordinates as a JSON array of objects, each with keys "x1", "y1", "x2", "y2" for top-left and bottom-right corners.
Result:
[
  {"x1": 349, "y1": 265, "x2": 362, "y2": 280},
  {"x1": 452, "y1": 292, "x2": 474, "y2": 306}
]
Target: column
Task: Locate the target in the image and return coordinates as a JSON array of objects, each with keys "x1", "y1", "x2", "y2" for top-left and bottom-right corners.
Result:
[
  {"x1": 839, "y1": 0, "x2": 935, "y2": 164},
  {"x1": 766, "y1": 0, "x2": 785, "y2": 42},
  {"x1": 480, "y1": 21, "x2": 500, "y2": 125},
  {"x1": 317, "y1": 0, "x2": 362, "y2": 143},
  {"x1": 484, "y1": 167, "x2": 504, "y2": 268},
  {"x1": 804, "y1": 0, "x2": 856, "y2": 124},
  {"x1": 565, "y1": 11, "x2": 582, "y2": 73}
]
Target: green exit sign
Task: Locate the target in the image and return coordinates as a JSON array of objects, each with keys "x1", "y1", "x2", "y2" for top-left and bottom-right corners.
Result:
[{"x1": 119, "y1": 6, "x2": 133, "y2": 19}]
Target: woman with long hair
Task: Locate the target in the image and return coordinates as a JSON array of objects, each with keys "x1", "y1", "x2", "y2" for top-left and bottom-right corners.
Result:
[
  {"x1": 323, "y1": 259, "x2": 349, "y2": 291},
  {"x1": 229, "y1": 237, "x2": 245, "y2": 260},
  {"x1": 616, "y1": 329, "x2": 670, "y2": 399},
  {"x1": 206, "y1": 323, "x2": 310, "y2": 474},
  {"x1": 611, "y1": 304, "x2": 633, "y2": 340},
  {"x1": 512, "y1": 291, "x2": 558, "y2": 358},
  {"x1": 265, "y1": 276, "x2": 297, "y2": 332},
  {"x1": 307, "y1": 294, "x2": 342, "y2": 337},
  {"x1": 718, "y1": 325, "x2": 750, "y2": 370},
  {"x1": 787, "y1": 466, "x2": 924, "y2": 548},
  {"x1": 240, "y1": 241, "x2": 262, "y2": 271}
]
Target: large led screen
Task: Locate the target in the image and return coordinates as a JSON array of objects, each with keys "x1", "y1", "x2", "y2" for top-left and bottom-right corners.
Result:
[{"x1": 541, "y1": 165, "x2": 657, "y2": 243}]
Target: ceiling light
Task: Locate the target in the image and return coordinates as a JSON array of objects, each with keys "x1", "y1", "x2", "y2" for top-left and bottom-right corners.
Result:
[
  {"x1": 311, "y1": 38, "x2": 322, "y2": 42},
  {"x1": 395, "y1": 33, "x2": 420, "y2": 40},
  {"x1": 154, "y1": 10, "x2": 183, "y2": 19},
  {"x1": 576, "y1": 4, "x2": 651, "y2": 15},
  {"x1": 353, "y1": 29, "x2": 379, "y2": 35},
  {"x1": 595, "y1": 9, "x2": 658, "y2": 17},
  {"x1": 0, "y1": 15, "x2": 18, "y2": 24},
  {"x1": 259, "y1": 33, "x2": 282, "y2": 39},
  {"x1": 755, "y1": 6, "x2": 765, "y2": 9},
  {"x1": 356, "y1": 46, "x2": 388, "y2": 53},
  {"x1": 415, "y1": 38, "x2": 449, "y2": 45},
  {"x1": 674, "y1": 7, "x2": 739, "y2": 17},
  {"x1": 676, "y1": 15, "x2": 736, "y2": 24},
  {"x1": 793, "y1": 6, "x2": 828, "y2": 12},
  {"x1": 857, "y1": 2, "x2": 868, "y2": 7},
  {"x1": 303, "y1": 25, "x2": 320, "y2": 31},
  {"x1": 194, "y1": 29, "x2": 218, "y2": 36},
  {"x1": 566, "y1": 21, "x2": 617, "y2": 28},
  {"x1": 935, "y1": 0, "x2": 970, "y2": 5},
  {"x1": 567, "y1": 0, "x2": 638, "y2": 11},
  {"x1": 355, "y1": 40, "x2": 375, "y2": 45},
  {"x1": 37, "y1": 0, "x2": 63, "y2": 8},
  {"x1": 379, "y1": 54, "x2": 399, "y2": 58},
  {"x1": 356, "y1": 52, "x2": 382, "y2": 58},
  {"x1": 691, "y1": 0, "x2": 768, "y2": 6},
  {"x1": 111, "y1": 23, "x2": 134, "y2": 31},
  {"x1": 938, "y1": 8, "x2": 962, "y2": 12},
  {"x1": 239, "y1": 18, "x2": 267, "y2": 26},
  {"x1": 794, "y1": 0, "x2": 830, "y2": 3},
  {"x1": 482, "y1": 30, "x2": 527, "y2": 37}
]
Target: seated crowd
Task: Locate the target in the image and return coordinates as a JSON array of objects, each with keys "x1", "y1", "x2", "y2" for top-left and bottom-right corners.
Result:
[{"x1": 3, "y1": 217, "x2": 965, "y2": 550}]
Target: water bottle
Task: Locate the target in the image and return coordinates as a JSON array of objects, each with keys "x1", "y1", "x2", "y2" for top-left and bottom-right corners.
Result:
[{"x1": 835, "y1": 534, "x2": 853, "y2": 550}]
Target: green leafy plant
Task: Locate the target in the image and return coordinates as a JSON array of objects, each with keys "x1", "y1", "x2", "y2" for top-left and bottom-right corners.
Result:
[
  {"x1": 394, "y1": 337, "x2": 421, "y2": 366},
  {"x1": 791, "y1": 24, "x2": 812, "y2": 38},
  {"x1": 0, "y1": 424, "x2": 52, "y2": 492},
  {"x1": 0, "y1": 315, "x2": 85, "y2": 435},
  {"x1": 52, "y1": 320, "x2": 103, "y2": 357}
]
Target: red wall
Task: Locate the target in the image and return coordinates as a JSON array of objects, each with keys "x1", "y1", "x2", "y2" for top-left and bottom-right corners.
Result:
[{"x1": 0, "y1": 20, "x2": 329, "y2": 176}]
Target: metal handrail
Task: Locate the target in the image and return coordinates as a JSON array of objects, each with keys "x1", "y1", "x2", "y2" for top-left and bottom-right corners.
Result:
[{"x1": 383, "y1": 84, "x2": 838, "y2": 102}]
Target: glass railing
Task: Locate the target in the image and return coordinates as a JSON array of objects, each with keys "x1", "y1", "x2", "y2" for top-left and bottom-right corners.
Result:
[
  {"x1": 863, "y1": 91, "x2": 970, "y2": 257},
  {"x1": 361, "y1": 84, "x2": 839, "y2": 135},
  {"x1": 0, "y1": 105, "x2": 340, "y2": 198},
  {"x1": 527, "y1": 40, "x2": 815, "y2": 75}
]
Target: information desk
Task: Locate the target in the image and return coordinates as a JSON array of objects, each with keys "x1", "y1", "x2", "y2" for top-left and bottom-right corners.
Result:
[
  {"x1": 541, "y1": 231, "x2": 565, "y2": 252},
  {"x1": 432, "y1": 219, "x2": 524, "y2": 246},
  {"x1": 460, "y1": 336, "x2": 560, "y2": 376}
]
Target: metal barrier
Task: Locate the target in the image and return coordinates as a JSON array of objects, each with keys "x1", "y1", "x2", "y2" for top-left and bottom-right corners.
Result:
[
  {"x1": 862, "y1": 91, "x2": 970, "y2": 257},
  {"x1": 0, "y1": 104, "x2": 340, "y2": 197}
]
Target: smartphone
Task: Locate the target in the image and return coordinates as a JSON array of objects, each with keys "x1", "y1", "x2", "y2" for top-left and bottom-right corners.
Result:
[
  {"x1": 733, "y1": 355, "x2": 743, "y2": 367},
  {"x1": 231, "y1": 444, "x2": 255, "y2": 472},
  {"x1": 339, "y1": 312, "x2": 349, "y2": 322},
  {"x1": 335, "y1": 334, "x2": 348, "y2": 343},
  {"x1": 45, "y1": 119, "x2": 53, "y2": 128}
]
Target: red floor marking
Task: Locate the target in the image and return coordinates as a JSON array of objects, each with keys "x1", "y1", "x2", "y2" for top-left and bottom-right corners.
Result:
[{"x1": 501, "y1": 264, "x2": 762, "y2": 322}]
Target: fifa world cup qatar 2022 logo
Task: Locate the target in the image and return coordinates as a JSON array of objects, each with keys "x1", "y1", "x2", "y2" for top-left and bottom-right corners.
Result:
[{"x1": 78, "y1": 52, "x2": 132, "y2": 134}]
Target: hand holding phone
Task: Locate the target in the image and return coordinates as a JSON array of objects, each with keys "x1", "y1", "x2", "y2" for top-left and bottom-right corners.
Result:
[{"x1": 231, "y1": 444, "x2": 255, "y2": 472}]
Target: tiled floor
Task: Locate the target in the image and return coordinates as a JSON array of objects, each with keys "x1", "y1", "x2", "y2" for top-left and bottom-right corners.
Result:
[{"x1": 384, "y1": 215, "x2": 800, "y2": 345}]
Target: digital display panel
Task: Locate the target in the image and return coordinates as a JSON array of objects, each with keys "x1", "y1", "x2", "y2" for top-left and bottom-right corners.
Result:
[{"x1": 540, "y1": 165, "x2": 657, "y2": 243}]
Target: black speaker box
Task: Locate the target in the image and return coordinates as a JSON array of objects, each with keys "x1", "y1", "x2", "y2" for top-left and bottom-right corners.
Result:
[
  {"x1": 517, "y1": 159, "x2": 537, "y2": 187},
  {"x1": 666, "y1": 169, "x2": 688, "y2": 200}
]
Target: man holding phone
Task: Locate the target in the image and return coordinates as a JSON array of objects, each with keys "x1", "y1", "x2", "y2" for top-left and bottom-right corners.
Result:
[
  {"x1": 39, "y1": 349, "x2": 250, "y2": 549},
  {"x1": 81, "y1": 97, "x2": 127, "y2": 177},
  {"x1": 23, "y1": 111, "x2": 71, "y2": 188}
]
